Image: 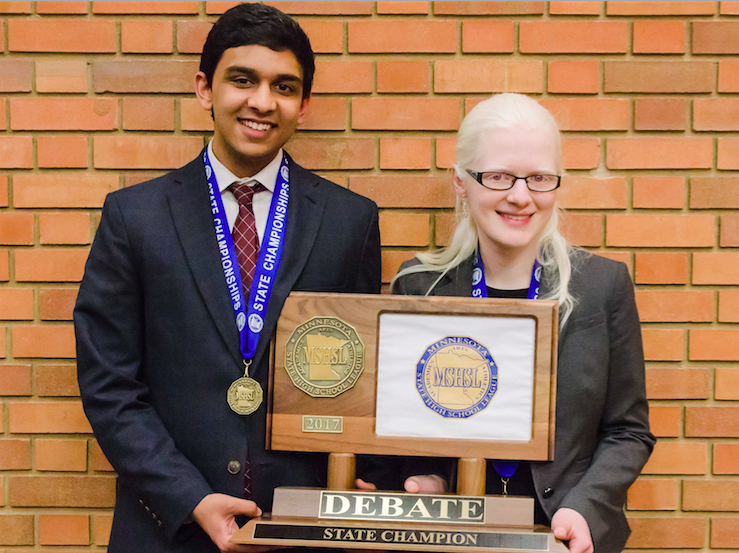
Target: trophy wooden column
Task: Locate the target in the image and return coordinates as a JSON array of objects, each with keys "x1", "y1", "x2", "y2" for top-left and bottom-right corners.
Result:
[
  {"x1": 457, "y1": 458, "x2": 486, "y2": 496},
  {"x1": 328, "y1": 452, "x2": 356, "y2": 490}
]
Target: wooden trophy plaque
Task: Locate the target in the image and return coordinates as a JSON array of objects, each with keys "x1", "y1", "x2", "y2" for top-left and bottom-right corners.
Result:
[{"x1": 232, "y1": 292, "x2": 566, "y2": 552}]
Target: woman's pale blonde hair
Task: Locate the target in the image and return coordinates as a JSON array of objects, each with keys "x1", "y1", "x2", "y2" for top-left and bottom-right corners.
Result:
[{"x1": 393, "y1": 93, "x2": 577, "y2": 327}]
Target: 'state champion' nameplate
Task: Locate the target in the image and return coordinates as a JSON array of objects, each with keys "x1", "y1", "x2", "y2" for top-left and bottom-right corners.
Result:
[
  {"x1": 253, "y1": 524, "x2": 548, "y2": 551},
  {"x1": 319, "y1": 491, "x2": 485, "y2": 525},
  {"x1": 416, "y1": 336, "x2": 498, "y2": 419},
  {"x1": 285, "y1": 317, "x2": 364, "y2": 398}
]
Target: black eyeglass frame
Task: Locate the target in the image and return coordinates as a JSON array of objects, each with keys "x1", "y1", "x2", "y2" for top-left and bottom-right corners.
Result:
[{"x1": 465, "y1": 170, "x2": 562, "y2": 192}]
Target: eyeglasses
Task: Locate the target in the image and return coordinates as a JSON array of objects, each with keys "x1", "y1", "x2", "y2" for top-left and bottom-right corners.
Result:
[{"x1": 466, "y1": 170, "x2": 561, "y2": 193}]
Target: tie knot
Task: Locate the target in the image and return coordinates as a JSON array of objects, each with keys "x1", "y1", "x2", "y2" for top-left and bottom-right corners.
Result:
[{"x1": 231, "y1": 181, "x2": 266, "y2": 206}]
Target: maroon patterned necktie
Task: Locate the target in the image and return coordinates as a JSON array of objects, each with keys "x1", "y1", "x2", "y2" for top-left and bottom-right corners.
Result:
[
  {"x1": 230, "y1": 181, "x2": 266, "y2": 294},
  {"x1": 229, "y1": 179, "x2": 266, "y2": 500}
]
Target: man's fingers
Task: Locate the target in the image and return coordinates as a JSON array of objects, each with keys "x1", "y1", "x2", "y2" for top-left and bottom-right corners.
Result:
[
  {"x1": 194, "y1": 493, "x2": 267, "y2": 553},
  {"x1": 219, "y1": 528, "x2": 274, "y2": 553},
  {"x1": 194, "y1": 493, "x2": 261, "y2": 525},
  {"x1": 224, "y1": 496, "x2": 262, "y2": 518},
  {"x1": 221, "y1": 513, "x2": 277, "y2": 552},
  {"x1": 355, "y1": 478, "x2": 377, "y2": 491}
]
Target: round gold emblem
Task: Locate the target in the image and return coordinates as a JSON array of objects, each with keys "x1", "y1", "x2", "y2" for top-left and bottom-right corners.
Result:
[
  {"x1": 416, "y1": 336, "x2": 497, "y2": 419},
  {"x1": 285, "y1": 317, "x2": 365, "y2": 397},
  {"x1": 227, "y1": 376, "x2": 263, "y2": 415}
]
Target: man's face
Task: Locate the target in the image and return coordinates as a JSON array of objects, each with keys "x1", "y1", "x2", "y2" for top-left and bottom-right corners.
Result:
[{"x1": 196, "y1": 44, "x2": 309, "y2": 177}]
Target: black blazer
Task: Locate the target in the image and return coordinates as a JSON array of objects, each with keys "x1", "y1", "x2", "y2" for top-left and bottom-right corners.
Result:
[
  {"x1": 74, "y1": 152, "x2": 381, "y2": 553},
  {"x1": 394, "y1": 251, "x2": 655, "y2": 553}
]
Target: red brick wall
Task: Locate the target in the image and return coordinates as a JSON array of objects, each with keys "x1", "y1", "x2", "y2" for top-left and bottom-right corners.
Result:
[{"x1": 1, "y1": 0, "x2": 738, "y2": 549}]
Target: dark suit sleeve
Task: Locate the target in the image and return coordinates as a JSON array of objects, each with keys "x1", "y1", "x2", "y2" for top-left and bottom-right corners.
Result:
[
  {"x1": 558, "y1": 263, "x2": 655, "y2": 549},
  {"x1": 352, "y1": 205, "x2": 381, "y2": 294},
  {"x1": 74, "y1": 193, "x2": 212, "y2": 542}
]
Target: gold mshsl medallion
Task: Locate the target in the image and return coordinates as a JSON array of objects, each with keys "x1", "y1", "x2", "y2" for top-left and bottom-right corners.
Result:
[
  {"x1": 416, "y1": 336, "x2": 498, "y2": 419},
  {"x1": 285, "y1": 317, "x2": 364, "y2": 398},
  {"x1": 227, "y1": 376, "x2": 263, "y2": 415}
]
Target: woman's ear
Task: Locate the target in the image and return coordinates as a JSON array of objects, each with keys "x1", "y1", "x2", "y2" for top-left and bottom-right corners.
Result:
[{"x1": 452, "y1": 165, "x2": 467, "y2": 197}]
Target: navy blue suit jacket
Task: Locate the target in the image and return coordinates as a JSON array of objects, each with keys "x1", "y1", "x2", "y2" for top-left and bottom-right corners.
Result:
[{"x1": 74, "y1": 152, "x2": 381, "y2": 552}]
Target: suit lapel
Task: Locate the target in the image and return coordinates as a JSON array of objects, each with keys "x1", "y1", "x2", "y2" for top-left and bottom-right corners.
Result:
[
  {"x1": 165, "y1": 153, "x2": 328, "y2": 375},
  {"x1": 432, "y1": 255, "x2": 474, "y2": 297},
  {"x1": 166, "y1": 154, "x2": 243, "y2": 369},
  {"x1": 251, "y1": 155, "x2": 328, "y2": 373}
]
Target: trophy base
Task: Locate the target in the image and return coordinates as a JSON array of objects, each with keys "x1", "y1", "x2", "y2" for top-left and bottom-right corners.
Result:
[
  {"x1": 232, "y1": 516, "x2": 567, "y2": 552},
  {"x1": 231, "y1": 488, "x2": 567, "y2": 553}
]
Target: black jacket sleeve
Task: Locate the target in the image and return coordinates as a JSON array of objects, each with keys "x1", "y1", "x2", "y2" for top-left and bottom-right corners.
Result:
[{"x1": 558, "y1": 262, "x2": 655, "y2": 550}]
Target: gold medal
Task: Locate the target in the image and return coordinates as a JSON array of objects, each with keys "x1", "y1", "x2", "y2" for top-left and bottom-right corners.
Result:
[{"x1": 227, "y1": 360, "x2": 263, "y2": 415}]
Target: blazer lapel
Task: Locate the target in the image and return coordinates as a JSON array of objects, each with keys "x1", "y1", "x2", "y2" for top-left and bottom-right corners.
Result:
[
  {"x1": 251, "y1": 155, "x2": 328, "y2": 373},
  {"x1": 166, "y1": 153, "x2": 243, "y2": 369},
  {"x1": 432, "y1": 255, "x2": 474, "y2": 297}
]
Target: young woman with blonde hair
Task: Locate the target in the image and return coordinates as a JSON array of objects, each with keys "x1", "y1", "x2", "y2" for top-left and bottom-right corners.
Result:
[{"x1": 394, "y1": 93, "x2": 654, "y2": 553}]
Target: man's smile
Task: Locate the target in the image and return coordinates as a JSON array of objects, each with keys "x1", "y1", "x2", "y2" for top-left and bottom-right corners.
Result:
[{"x1": 239, "y1": 118, "x2": 276, "y2": 131}]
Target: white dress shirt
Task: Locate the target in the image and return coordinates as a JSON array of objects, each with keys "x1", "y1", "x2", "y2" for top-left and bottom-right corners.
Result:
[{"x1": 206, "y1": 140, "x2": 282, "y2": 243}]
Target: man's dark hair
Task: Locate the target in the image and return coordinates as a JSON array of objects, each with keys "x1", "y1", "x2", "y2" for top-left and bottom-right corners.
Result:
[{"x1": 200, "y1": 3, "x2": 315, "y2": 99}]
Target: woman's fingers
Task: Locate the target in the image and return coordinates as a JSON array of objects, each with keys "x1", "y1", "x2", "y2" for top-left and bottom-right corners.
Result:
[{"x1": 404, "y1": 475, "x2": 447, "y2": 494}]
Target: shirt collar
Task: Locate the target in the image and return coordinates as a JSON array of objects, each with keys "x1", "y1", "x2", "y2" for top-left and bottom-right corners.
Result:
[{"x1": 207, "y1": 139, "x2": 281, "y2": 194}]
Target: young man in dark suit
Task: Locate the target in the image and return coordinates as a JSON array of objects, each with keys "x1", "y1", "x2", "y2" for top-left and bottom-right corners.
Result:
[{"x1": 74, "y1": 5, "x2": 381, "y2": 552}]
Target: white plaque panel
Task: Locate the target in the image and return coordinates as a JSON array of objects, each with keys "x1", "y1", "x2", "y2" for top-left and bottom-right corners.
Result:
[{"x1": 375, "y1": 313, "x2": 535, "y2": 441}]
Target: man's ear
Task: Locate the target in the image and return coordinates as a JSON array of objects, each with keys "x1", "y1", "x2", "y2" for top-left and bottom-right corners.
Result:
[
  {"x1": 194, "y1": 71, "x2": 213, "y2": 111},
  {"x1": 296, "y1": 95, "x2": 311, "y2": 125}
]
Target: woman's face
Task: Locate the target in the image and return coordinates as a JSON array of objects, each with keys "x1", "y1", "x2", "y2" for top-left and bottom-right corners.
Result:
[{"x1": 454, "y1": 124, "x2": 560, "y2": 257}]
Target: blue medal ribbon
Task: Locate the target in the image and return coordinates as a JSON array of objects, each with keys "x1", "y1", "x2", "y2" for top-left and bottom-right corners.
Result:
[
  {"x1": 204, "y1": 149, "x2": 289, "y2": 366},
  {"x1": 472, "y1": 248, "x2": 541, "y2": 487},
  {"x1": 472, "y1": 249, "x2": 541, "y2": 301}
]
